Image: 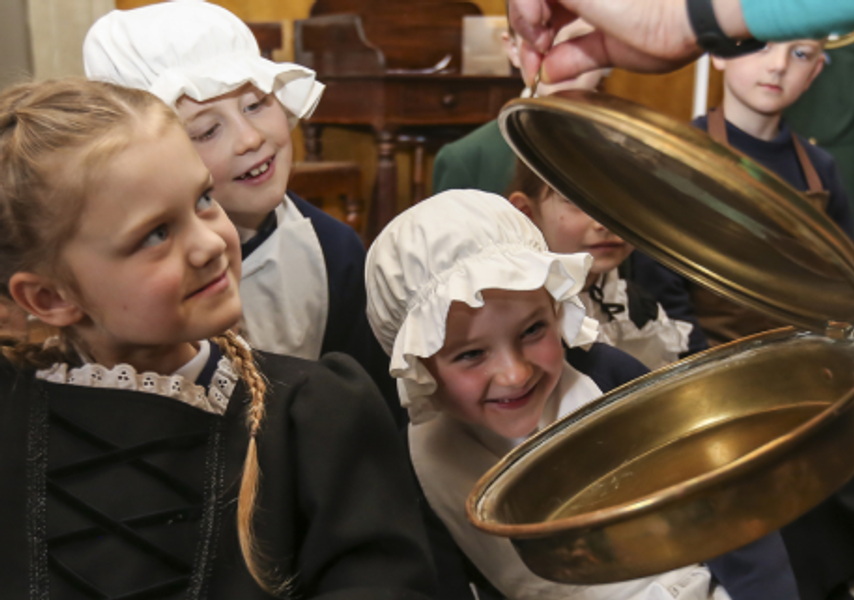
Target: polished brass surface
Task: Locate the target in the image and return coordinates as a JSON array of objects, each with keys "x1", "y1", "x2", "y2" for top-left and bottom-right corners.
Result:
[
  {"x1": 498, "y1": 91, "x2": 854, "y2": 333},
  {"x1": 549, "y1": 403, "x2": 825, "y2": 520},
  {"x1": 466, "y1": 92, "x2": 854, "y2": 584},
  {"x1": 469, "y1": 330, "x2": 854, "y2": 583}
]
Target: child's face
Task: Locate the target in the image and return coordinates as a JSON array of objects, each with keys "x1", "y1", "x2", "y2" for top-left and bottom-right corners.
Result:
[
  {"x1": 60, "y1": 116, "x2": 242, "y2": 370},
  {"x1": 176, "y1": 84, "x2": 292, "y2": 231},
  {"x1": 514, "y1": 189, "x2": 633, "y2": 285},
  {"x1": 423, "y1": 288, "x2": 564, "y2": 439},
  {"x1": 713, "y1": 40, "x2": 825, "y2": 118}
]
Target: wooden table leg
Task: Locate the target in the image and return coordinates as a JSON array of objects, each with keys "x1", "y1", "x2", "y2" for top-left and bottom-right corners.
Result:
[
  {"x1": 367, "y1": 127, "x2": 399, "y2": 240},
  {"x1": 411, "y1": 139, "x2": 426, "y2": 204},
  {"x1": 302, "y1": 122, "x2": 323, "y2": 162}
]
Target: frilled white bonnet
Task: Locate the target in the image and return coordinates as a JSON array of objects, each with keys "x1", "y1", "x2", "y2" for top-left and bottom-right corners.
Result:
[
  {"x1": 83, "y1": 2, "x2": 323, "y2": 129},
  {"x1": 365, "y1": 189, "x2": 599, "y2": 424}
]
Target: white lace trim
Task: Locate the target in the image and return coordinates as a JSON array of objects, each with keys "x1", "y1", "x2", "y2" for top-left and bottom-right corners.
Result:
[{"x1": 35, "y1": 356, "x2": 239, "y2": 416}]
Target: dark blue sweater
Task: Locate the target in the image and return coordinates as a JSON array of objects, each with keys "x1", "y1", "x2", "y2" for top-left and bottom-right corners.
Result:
[{"x1": 693, "y1": 116, "x2": 853, "y2": 237}]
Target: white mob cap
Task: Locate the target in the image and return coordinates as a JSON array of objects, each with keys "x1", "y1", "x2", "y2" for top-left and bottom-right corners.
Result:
[
  {"x1": 365, "y1": 189, "x2": 599, "y2": 424},
  {"x1": 83, "y1": 2, "x2": 324, "y2": 128}
]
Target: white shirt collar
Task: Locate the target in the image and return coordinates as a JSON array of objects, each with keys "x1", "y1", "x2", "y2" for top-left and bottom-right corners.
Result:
[{"x1": 35, "y1": 339, "x2": 240, "y2": 415}]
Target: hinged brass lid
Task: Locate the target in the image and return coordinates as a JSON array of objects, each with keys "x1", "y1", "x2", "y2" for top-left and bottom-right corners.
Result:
[{"x1": 499, "y1": 91, "x2": 854, "y2": 333}]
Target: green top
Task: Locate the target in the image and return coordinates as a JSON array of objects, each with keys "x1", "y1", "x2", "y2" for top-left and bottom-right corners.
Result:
[
  {"x1": 785, "y1": 44, "x2": 854, "y2": 198},
  {"x1": 432, "y1": 120, "x2": 517, "y2": 196}
]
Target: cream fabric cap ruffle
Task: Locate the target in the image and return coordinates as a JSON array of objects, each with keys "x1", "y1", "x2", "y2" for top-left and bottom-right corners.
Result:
[
  {"x1": 365, "y1": 190, "x2": 599, "y2": 424},
  {"x1": 83, "y1": 2, "x2": 324, "y2": 129}
]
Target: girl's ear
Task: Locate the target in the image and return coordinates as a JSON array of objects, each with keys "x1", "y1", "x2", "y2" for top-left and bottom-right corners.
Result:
[
  {"x1": 508, "y1": 191, "x2": 535, "y2": 219},
  {"x1": 8, "y1": 273, "x2": 84, "y2": 327}
]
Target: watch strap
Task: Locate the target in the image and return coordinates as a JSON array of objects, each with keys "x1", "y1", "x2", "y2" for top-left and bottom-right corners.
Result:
[{"x1": 687, "y1": 0, "x2": 765, "y2": 57}]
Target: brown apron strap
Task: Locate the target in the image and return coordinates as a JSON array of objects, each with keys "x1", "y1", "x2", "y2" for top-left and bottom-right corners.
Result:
[
  {"x1": 707, "y1": 106, "x2": 728, "y2": 145},
  {"x1": 710, "y1": 105, "x2": 825, "y2": 196},
  {"x1": 790, "y1": 134, "x2": 825, "y2": 193}
]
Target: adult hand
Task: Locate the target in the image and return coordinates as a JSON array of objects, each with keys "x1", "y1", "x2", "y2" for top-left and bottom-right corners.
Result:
[{"x1": 509, "y1": 0, "x2": 748, "y2": 86}]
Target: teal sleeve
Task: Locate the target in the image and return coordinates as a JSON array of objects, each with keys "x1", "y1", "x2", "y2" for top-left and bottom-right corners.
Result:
[{"x1": 742, "y1": 0, "x2": 854, "y2": 40}]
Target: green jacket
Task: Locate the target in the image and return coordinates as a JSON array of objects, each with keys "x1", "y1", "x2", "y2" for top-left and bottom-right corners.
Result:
[
  {"x1": 432, "y1": 120, "x2": 516, "y2": 196},
  {"x1": 785, "y1": 44, "x2": 854, "y2": 199}
]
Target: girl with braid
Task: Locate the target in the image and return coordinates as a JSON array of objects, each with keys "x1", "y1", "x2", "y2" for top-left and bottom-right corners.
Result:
[{"x1": 0, "y1": 78, "x2": 437, "y2": 600}]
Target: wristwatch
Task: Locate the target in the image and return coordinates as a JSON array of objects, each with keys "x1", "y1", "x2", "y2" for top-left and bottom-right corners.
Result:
[{"x1": 686, "y1": 0, "x2": 766, "y2": 57}]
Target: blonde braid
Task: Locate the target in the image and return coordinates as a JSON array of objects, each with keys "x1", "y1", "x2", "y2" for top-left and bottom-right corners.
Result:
[
  {"x1": 0, "y1": 335, "x2": 77, "y2": 370},
  {"x1": 213, "y1": 331, "x2": 293, "y2": 596},
  {"x1": 213, "y1": 331, "x2": 267, "y2": 435}
]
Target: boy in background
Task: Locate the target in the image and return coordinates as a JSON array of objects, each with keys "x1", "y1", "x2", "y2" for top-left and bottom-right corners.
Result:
[
  {"x1": 702, "y1": 39, "x2": 851, "y2": 228},
  {"x1": 506, "y1": 159, "x2": 694, "y2": 369},
  {"x1": 432, "y1": 18, "x2": 605, "y2": 195},
  {"x1": 680, "y1": 38, "x2": 854, "y2": 346}
]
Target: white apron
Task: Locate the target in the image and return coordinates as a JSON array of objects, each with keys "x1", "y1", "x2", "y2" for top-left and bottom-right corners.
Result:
[
  {"x1": 409, "y1": 362, "x2": 730, "y2": 600},
  {"x1": 239, "y1": 196, "x2": 329, "y2": 359}
]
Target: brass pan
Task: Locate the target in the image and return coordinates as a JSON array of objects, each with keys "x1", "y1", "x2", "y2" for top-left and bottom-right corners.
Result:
[
  {"x1": 468, "y1": 328, "x2": 854, "y2": 583},
  {"x1": 466, "y1": 91, "x2": 854, "y2": 583}
]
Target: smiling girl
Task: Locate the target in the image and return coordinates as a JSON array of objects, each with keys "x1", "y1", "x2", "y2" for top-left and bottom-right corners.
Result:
[
  {"x1": 83, "y1": 2, "x2": 402, "y2": 425},
  {"x1": 365, "y1": 189, "x2": 797, "y2": 600},
  {"x1": 0, "y1": 79, "x2": 435, "y2": 600}
]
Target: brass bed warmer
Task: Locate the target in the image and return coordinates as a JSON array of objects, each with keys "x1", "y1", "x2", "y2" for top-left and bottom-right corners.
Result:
[{"x1": 466, "y1": 90, "x2": 854, "y2": 584}]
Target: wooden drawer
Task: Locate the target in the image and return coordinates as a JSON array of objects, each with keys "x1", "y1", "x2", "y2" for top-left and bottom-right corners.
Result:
[{"x1": 398, "y1": 81, "x2": 497, "y2": 123}]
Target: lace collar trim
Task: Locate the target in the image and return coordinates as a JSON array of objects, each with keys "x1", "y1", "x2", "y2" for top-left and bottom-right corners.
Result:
[{"x1": 35, "y1": 354, "x2": 239, "y2": 416}]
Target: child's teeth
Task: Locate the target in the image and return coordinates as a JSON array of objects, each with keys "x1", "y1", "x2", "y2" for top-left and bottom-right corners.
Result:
[{"x1": 245, "y1": 161, "x2": 270, "y2": 179}]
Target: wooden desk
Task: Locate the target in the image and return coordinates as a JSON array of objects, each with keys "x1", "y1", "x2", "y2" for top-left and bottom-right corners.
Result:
[{"x1": 303, "y1": 73, "x2": 523, "y2": 237}]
